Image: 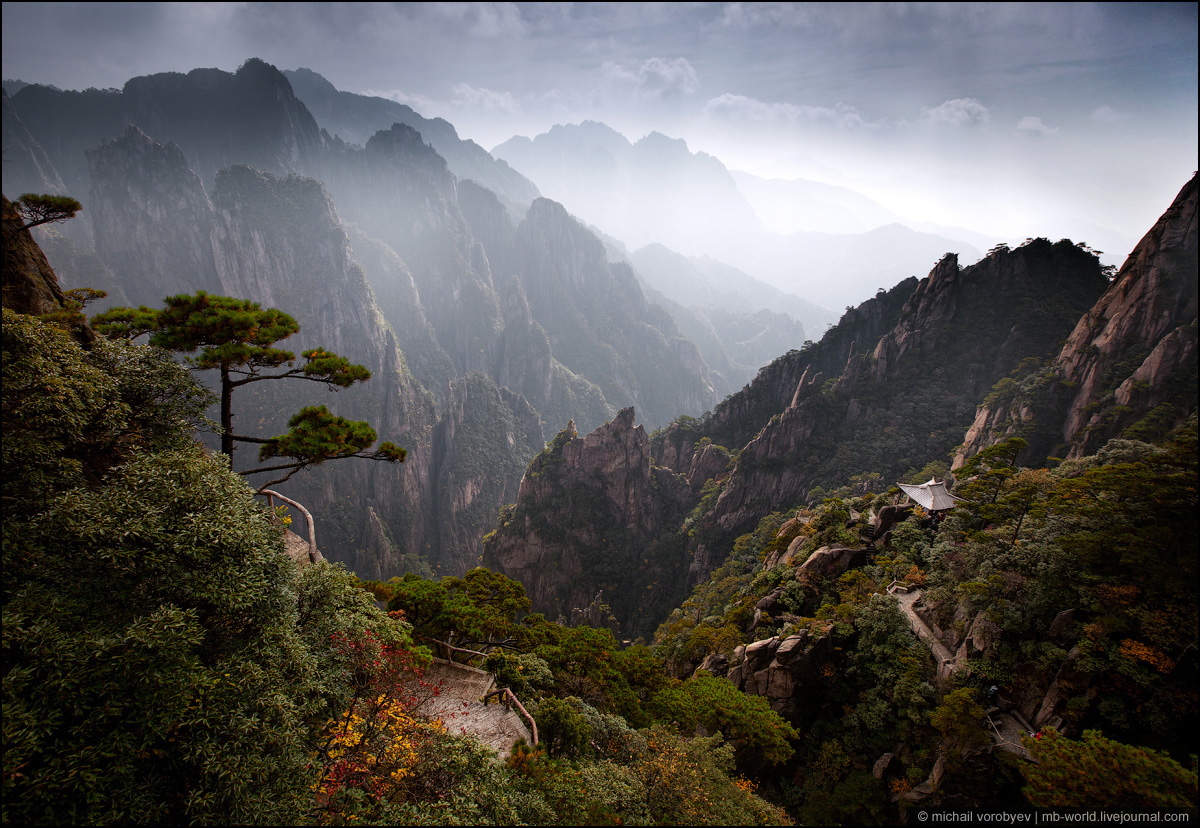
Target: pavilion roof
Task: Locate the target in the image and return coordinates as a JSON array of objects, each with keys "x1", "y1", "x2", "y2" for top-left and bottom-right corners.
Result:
[{"x1": 897, "y1": 478, "x2": 964, "y2": 511}]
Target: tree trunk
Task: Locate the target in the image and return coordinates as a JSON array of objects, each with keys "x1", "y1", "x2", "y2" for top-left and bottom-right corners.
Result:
[{"x1": 221, "y1": 364, "x2": 234, "y2": 458}]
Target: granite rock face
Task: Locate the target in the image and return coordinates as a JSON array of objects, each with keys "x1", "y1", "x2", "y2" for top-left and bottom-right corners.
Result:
[
  {"x1": 2, "y1": 91, "x2": 67, "y2": 199},
  {"x1": 955, "y1": 174, "x2": 1197, "y2": 465},
  {"x1": 1056, "y1": 176, "x2": 1197, "y2": 455},
  {"x1": 483, "y1": 408, "x2": 696, "y2": 638},
  {"x1": 677, "y1": 239, "x2": 1106, "y2": 583},
  {"x1": 432, "y1": 373, "x2": 544, "y2": 574},
  {"x1": 725, "y1": 630, "x2": 835, "y2": 725},
  {"x1": 86, "y1": 126, "x2": 223, "y2": 305},
  {"x1": 2, "y1": 194, "x2": 73, "y2": 318}
]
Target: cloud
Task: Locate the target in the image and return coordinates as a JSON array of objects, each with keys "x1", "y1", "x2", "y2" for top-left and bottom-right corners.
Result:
[
  {"x1": 603, "y1": 57, "x2": 699, "y2": 99},
  {"x1": 1016, "y1": 115, "x2": 1058, "y2": 136},
  {"x1": 703, "y1": 94, "x2": 875, "y2": 129},
  {"x1": 1091, "y1": 105, "x2": 1127, "y2": 122},
  {"x1": 717, "y1": 2, "x2": 815, "y2": 30},
  {"x1": 451, "y1": 82, "x2": 520, "y2": 113},
  {"x1": 427, "y1": 3, "x2": 527, "y2": 39},
  {"x1": 921, "y1": 97, "x2": 990, "y2": 126}
]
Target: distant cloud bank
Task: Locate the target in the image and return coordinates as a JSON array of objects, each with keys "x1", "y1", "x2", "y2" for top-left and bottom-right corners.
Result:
[
  {"x1": 1016, "y1": 116, "x2": 1058, "y2": 136},
  {"x1": 703, "y1": 94, "x2": 875, "y2": 129},
  {"x1": 921, "y1": 97, "x2": 990, "y2": 127},
  {"x1": 603, "y1": 56, "x2": 700, "y2": 99}
]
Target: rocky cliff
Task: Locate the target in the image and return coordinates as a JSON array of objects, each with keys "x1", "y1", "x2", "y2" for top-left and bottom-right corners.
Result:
[
  {"x1": 80, "y1": 126, "x2": 437, "y2": 576},
  {"x1": 955, "y1": 174, "x2": 1198, "y2": 465},
  {"x1": 4, "y1": 57, "x2": 727, "y2": 581},
  {"x1": 284, "y1": 67, "x2": 540, "y2": 217},
  {"x1": 663, "y1": 239, "x2": 1107, "y2": 582},
  {"x1": 498, "y1": 198, "x2": 719, "y2": 430},
  {"x1": 432, "y1": 372, "x2": 544, "y2": 574},
  {"x1": 482, "y1": 408, "x2": 696, "y2": 639},
  {"x1": 3, "y1": 194, "x2": 74, "y2": 321},
  {"x1": 1, "y1": 91, "x2": 67, "y2": 199},
  {"x1": 86, "y1": 126, "x2": 223, "y2": 304}
]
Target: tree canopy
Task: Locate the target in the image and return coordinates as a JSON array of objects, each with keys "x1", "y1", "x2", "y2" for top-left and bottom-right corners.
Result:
[
  {"x1": 6, "y1": 193, "x2": 82, "y2": 235},
  {"x1": 92, "y1": 291, "x2": 405, "y2": 486}
]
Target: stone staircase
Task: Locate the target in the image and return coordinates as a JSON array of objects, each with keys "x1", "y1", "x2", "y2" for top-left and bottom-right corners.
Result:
[{"x1": 415, "y1": 658, "x2": 532, "y2": 758}]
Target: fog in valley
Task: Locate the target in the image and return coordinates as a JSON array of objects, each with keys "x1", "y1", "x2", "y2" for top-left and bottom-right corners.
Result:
[{"x1": 5, "y1": 2, "x2": 1196, "y2": 314}]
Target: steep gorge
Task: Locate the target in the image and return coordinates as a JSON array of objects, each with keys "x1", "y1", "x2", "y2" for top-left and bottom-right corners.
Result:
[{"x1": 2, "y1": 57, "x2": 724, "y2": 579}]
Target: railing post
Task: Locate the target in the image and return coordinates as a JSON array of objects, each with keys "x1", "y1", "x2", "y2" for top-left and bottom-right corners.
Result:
[{"x1": 258, "y1": 489, "x2": 317, "y2": 563}]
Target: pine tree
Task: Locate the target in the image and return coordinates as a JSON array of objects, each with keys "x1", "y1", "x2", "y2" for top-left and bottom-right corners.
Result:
[{"x1": 93, "y1": 291, "x2": 404, "y2": 486}]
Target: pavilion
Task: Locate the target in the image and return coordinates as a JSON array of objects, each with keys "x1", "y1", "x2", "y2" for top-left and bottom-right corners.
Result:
[{"x1": 897, "y1": 478, "x2": 964, "y2": 518}]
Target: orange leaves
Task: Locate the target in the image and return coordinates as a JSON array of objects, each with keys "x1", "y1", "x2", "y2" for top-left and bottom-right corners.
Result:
[
  {"x1": 1093, "y1": 583, "x2": 1142, "y2": 605},
  {"x1": 1118, "y1": 639, "x2": 1176, "y2": 674}
]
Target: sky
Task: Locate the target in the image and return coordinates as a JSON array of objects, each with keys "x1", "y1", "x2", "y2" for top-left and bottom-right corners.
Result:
[{"x1": 3, "y1": 2, "x2": 1197, "y2": 254}]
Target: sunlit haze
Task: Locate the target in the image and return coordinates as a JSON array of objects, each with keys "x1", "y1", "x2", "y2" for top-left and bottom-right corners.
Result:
[{"x1": 4, "y1": 2, "x2": 1196, "y2": 274}]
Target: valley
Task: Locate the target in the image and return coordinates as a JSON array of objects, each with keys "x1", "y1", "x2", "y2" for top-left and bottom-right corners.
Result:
[{"x1": 3, "y1": 45, "x2": 1196, "y2": 825}]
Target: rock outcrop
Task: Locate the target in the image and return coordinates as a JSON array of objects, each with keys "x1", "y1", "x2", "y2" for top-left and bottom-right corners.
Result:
[
  {"x1": 483, "y1": 408, "x2": 696, "y2": 638},
  {"x1": 3, "y1": 194, "x2": 73, "y2": 318},
  {"x1": 725, "y1": 630, "x2": 835, "y2": 725},
  {"x1": 954, "y1": 174, "x2": 1198, "y2": 465},
  {"x1": 678, "y1": 240, "x2": 1106, "y2": 582}
]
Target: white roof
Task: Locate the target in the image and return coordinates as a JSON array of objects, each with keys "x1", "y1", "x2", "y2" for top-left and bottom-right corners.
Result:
[{"x1": 897, "y1": 478, "x2": 963, "y2": 511}]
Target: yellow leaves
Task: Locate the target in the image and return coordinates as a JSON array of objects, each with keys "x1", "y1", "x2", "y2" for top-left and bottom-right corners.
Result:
[
  {"x1": 313, "y1": 693, "x2": 444, "y2": 822},
  {"x1": 734, "y1": 775, "x2": 758, "y2": 794},
  {"x1": 1118, "y1": 639, "x2": 1176, "y2": 674},
  {"x1": 1093, "y1": 583, "x2": 1142, "y2": 604}
]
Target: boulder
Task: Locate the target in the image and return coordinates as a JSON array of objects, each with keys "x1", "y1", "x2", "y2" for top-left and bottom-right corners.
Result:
[
  {"x1": 1047, "y1": 609, "x2": 1078, "y2": 644},
  {"x1": 872, "y1": 752, "x2": 899, "y2": 780},
  {"x1": 798, "y1": 545, "x2": 867, "y2": 580},
  {"x1": 697, "y1": 652, "x2": 729, "y2": 677}
]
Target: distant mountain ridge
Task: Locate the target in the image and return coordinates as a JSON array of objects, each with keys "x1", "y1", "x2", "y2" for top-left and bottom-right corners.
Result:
[
  {"x1": 481, "y1": 174, "x2": 1194, "y2": 639},
  {"x1": 955, "y1": 174, "x2": 1198, "y2": 465},
  {"x1": 493, "y1": 121, "x2": 765, "y2": 264},
  {"x1": 283, "y1": 68, "x2": 540, "y2": 217},
  {"x1": 2, "y1": 58, "x2": 720, "y2": 579},
  {"x1": 493, "y1": 120, "x2": 985, "y2": 310},
  {"x1": 482, "y1": 214, "x2": 1153, "y2": 630}
]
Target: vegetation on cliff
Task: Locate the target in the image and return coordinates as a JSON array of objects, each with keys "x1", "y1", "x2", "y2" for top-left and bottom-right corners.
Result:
[
  {"x1": 645, "y1": 419, "x2": 1197, "y2": 820},
  {"x1": 3, "y1": 254, "x2": 793, "y2": 825},
  {"x1": 92, "y1": 290, "x2": 405, "y2": 484}
]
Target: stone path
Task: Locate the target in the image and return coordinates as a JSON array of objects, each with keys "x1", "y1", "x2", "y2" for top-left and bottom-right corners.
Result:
[
  {"x1": 888, "y1": 585, "x2": 957, "y2": 679},
  {"x1": 987, "y1": 708, "x2": 1034, "y2": 759},
  {"x1": 887, "y1": 586, "x2": 1034, "y2": 759},
  {"x1": 416, "y1": 658, "x2": 532, "y2": 758}
]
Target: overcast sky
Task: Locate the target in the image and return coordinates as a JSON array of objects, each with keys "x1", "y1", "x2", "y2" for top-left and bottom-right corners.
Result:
[{"x1": 4, "y1": 2, "x2": 1196, "y2": 250}]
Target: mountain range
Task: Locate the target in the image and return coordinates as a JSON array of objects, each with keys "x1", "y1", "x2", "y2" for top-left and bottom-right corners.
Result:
[
  {"x1": 3, "y1": 57, "x2": 1194, "y2": 619},
  {"x1": 1, "y1": 59, "x2": 734, "y2": 577}
]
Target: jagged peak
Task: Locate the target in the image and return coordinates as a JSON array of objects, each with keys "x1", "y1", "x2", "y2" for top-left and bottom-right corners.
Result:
[
  {"x1": 927, "y1": 251, "x2": 959, "y2": 281},
  {"x1": 636, "y1": 131, "x2": 689, "y2": 152},
  {"x1": 364, "y1": 122, "x2": 446, "y2": 169},
  {"x1": 284, "y1": 67, "x2": 339, "y2": 95},
  {"x1": 608, "y1": 406, "x2": 637, "y2": 431},
  {"x1": 86, "y1": 125, "x2": 199, "y2": 186},
  {"x1": 212, "y1": 164, "x2": 339, "y2": 228}
]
